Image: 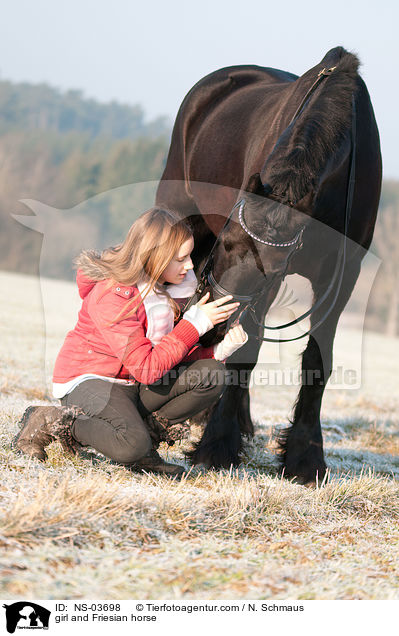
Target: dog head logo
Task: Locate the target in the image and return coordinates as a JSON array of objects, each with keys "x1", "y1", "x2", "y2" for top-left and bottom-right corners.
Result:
[{"x1": 2, "y1": 602, "x2": 51, "y2": 633}]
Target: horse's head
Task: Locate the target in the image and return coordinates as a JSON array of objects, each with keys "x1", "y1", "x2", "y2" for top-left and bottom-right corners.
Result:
[{"x1": 210, "y1": 174, "x2": 310, "y2": 306}]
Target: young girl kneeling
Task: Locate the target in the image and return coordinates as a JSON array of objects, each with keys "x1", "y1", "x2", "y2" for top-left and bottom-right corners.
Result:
[{"x1": 13, "y1": 208, "x2": 248, "y2": 475}]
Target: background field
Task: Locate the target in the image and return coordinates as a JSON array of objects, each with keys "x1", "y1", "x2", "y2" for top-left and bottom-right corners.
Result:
[{"x1": 0, "y1": 269, "x2": 398, "y2": 599}]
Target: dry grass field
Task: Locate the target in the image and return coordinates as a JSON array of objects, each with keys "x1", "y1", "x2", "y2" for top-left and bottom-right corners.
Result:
[{"x1": 0, "y1": 270, "x2": 398, "y2": 600}]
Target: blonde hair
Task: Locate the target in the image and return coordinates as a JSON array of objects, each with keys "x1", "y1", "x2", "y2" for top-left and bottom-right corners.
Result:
[{"x1": 74, "y1": 207, "x2": 193, "y2": 325}]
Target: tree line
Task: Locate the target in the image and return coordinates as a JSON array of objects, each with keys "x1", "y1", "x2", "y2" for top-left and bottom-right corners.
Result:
[
  {"x1": 0, "y1": 79, "x2": 398, "y2": 336},
  {"x1": 0, "y1": 79, "x2": 169, "y2": 138},
  {"x1": 0, "y1": 79, "x2": 171, "y2": 279}
]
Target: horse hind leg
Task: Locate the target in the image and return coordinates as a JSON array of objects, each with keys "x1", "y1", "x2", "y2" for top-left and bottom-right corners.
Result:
[
  {"x1": 278, "y1": 334, "x2": 329, "y2": 483},
  {"x1": 278, "y1": 258, "x2": 361, "y2": 484}
]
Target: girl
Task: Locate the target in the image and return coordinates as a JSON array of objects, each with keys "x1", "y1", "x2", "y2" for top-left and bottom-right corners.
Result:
[{"x1": 13, "y1": 207, "x2": 248, "y2": 476}]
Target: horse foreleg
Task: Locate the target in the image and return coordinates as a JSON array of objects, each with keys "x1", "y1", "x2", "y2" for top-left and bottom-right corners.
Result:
[
  {"x1": 186, "y1": 380, "x2": 248, "y2": 468},
  {"x1": 279, "y1": 258, "x2": 361, "y2": 483},
  {"x1": 188, "y1": 286, "x2": 279, "y2": 468}
]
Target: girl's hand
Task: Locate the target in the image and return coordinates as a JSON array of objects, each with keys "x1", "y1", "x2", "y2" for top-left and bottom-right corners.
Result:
[
  {"x1": 213, "y1": 323, "x2": 249, "y2": 361},
  {"x1": 222, "y1": 324, "x2": 247, "y2": 344},
  {"x1": 196, "y1": 292, "x2": 240, "y2": 326}
]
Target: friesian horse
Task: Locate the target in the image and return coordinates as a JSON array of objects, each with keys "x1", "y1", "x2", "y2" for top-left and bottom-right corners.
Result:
[{"x1": 156, "y1": 46, "x2": 382, "y2": 483}]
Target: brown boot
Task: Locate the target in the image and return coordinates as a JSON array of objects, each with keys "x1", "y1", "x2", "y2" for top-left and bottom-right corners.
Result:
[
  {"x1": 132, "y1": 448, "x2": 185, "y2": 477},
  {"x1": 144, "y1": 411, "x2": 191, "y2": 448},
  {"x1": 12, "y1": 405, "x2": 84, "y2": 461}
]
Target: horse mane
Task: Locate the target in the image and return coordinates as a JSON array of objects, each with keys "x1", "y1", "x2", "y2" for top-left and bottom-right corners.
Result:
[{"x1": 265, "y1": 49, "x2": 360, "y2": 202}]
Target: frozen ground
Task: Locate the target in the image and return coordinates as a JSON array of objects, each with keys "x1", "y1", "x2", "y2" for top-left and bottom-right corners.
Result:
[{"x1": 0, "y1": 270, "x2": 398, "y2": 599}]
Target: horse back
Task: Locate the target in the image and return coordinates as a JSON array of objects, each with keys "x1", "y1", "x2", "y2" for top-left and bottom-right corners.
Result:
[{"x1": 161, "y1": 65, "x2": 297, "y2": 182}]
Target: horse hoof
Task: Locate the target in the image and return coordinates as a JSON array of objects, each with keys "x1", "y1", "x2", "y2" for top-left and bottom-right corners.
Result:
[{"x1": 283, "y1": 457, "x2": 327, "y2": 485}]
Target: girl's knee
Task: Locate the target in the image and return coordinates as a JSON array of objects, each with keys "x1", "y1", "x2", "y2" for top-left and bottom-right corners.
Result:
[
  {"x1": 186, "y1": 359, "x2": 227, "y2": 395},
  {"x1": 113, "y1": 431, "x2": 152, "y2": 464}
]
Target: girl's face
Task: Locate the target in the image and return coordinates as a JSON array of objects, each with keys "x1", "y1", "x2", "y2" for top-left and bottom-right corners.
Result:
[{"x1": 158, "y1": 237, "x2": 194, "y2": 285}]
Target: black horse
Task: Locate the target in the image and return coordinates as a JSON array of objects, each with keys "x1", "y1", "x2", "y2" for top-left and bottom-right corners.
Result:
[{"x1": 156, "y1": 46, "x2": 382, "y2": 483}]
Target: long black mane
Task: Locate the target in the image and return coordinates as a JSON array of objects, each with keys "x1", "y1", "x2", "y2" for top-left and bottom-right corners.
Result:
[{"x1": 265, "y1": 50, "x2": 360, "y2": 203}]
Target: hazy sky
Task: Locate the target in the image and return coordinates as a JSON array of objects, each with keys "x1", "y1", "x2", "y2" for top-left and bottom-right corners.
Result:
[{"x1": 1, "y1": 0, "x2": 397, "y2": 177}]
